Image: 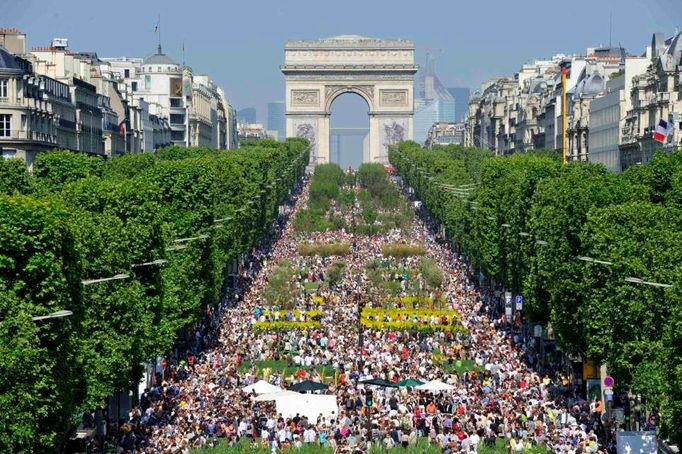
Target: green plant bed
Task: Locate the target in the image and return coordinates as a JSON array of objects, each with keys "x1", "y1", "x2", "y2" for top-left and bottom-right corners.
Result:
[
  {"x1": 381, "y1": 243, "x2": 426, "y2": 258},
  {"x1": 236, "y1": 360, "x2": 335, "y2": 379},
  {"x1": 303, "y1": 281, "x2": 321, "y2": 292},
  {"x1": 478, "y1": 438, "x2": 551, "y2": 454},
  {"x1": 192, "y1": 437, "x2": 447, "y2": 453}
]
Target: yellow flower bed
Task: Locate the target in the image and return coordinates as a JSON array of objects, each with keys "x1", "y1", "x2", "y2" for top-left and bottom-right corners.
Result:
[
  {"x1": 360, "y1": 308, "x2": 466, "y2": 334},
  {"x1": 253, "y1": 320, "x2": 321, "y2": 332},
  {"x1": 313, "y1": 296, "x2": 324, "y2": 304}
]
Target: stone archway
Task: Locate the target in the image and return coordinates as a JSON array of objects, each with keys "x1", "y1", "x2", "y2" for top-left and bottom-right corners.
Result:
[{"x1": 281, "y1": 35, "x2": 418, "y2": 165}]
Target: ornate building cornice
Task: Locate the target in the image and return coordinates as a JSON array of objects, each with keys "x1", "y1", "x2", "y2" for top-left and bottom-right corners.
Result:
[{"x1": 286, "y1": 36, "x2": 414, "y2": 50}]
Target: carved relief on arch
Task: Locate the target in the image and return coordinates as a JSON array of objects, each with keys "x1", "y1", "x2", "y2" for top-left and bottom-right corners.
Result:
[
  {"x1": 291, "y1": 89, "x2": 320, "y2": 106},
  {"x1": 324, "y1": 84, "x2": 374, "y2": 110}
]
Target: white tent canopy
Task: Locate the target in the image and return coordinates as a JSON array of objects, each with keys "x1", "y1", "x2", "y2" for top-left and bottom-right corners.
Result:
[
  {"x1": 254, "y1": 390, "x2": 300, "y2": 402},
  {"x1": 275, "y1": 393, "x2": 339, "y2": 421},
  {"x1": 415, "y1": 379, "x2": 455, "y2": 392},
  {"x1": 242, "y1": 380, "x2": 283, "y2": 395}
]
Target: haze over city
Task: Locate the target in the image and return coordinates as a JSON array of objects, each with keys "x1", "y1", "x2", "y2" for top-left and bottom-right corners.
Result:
[{"x1": 4, "y1": 0, "x2": 681, "y2": 119}]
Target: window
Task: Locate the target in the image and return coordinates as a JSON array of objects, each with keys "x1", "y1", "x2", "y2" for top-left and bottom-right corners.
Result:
[
  {"x1": 170, "y1": 113, "x2": 185, "y2": 124},
  {"x1": 124, "y1": 69, "x2": 130, "y2": 78},
  {"x1": 0, "y1": 114, "x2": 10, "y2": 137},
  {"x1": 0, "y1": 79, "x2": 7, "y2": 99},
  {"x1": 131, "y1": 81, "x2": 138, "y2": 91},
  {"x1": 2, "y1": 149, "x2": 16, "y2": 160}
]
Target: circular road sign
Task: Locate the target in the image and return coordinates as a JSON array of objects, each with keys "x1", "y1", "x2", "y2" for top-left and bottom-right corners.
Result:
[{"x1": 603, "y1": 375, "x2": 615, "y2": 388}]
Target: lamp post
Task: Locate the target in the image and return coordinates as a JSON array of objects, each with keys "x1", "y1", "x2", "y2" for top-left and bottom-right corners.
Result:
[
  {"x1": 82, "y1": 274, "x2": 130, "y2": 286},
  {"x1": 31, "y1": 310, "x2": 73, "y2": 322},
  {"x1": 131, "y1": 259, "x2": 167, "y2": 268},
  {"x1": 173, "y1": 234, "x2": 209, "y2": 243},
  {"x1": 577, "y1": 256, "x2": 613, "y2": 266},
  {"x1": 624, "y1": 277, "x2": 673, "y2": 288}
]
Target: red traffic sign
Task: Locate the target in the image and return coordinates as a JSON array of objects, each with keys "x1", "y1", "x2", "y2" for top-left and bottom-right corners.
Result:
[{"x1": 603, "y1": 375, "x2": 615, "y2": 388}]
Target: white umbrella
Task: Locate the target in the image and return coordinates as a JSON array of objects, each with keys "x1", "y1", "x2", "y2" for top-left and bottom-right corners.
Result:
[
  {"x1": 415, "y1": 379, "x2": 455, "y2": 392},
  {"x1": 242, "y1": 380, "x2": 283, "y2": 395},
  {"x1": 254, "y1": 390, "x2": 300, "y2": 402}
]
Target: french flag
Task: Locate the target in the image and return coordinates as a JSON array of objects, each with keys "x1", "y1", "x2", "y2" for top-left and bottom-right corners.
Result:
[{"x1": 653, "y1": 119, "x2": 671, "y2": 143}]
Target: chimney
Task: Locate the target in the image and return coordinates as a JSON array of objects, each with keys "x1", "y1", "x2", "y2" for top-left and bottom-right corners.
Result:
[{"x1": 0, "y1": 28, "x2": 26, "y2": 54}]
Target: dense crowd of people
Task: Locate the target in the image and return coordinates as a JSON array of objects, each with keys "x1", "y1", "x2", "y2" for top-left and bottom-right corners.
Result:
[{"x1": 106, "y1": 171, "x2": 610, "y2": 454}]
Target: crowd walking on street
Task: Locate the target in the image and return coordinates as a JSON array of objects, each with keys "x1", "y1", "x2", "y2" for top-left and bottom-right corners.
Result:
[{"x1": 109, "y1": 167, "x2": 609, "y2": 454}]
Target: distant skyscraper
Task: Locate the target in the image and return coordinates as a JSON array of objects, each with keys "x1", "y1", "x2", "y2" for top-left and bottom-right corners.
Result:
[
  {"x1": 447, "y1": 88, "x2": 471, "y2": 122},
  {"x1": 238, "y1": 107, "x2": 257, "y2": 123},
  {"x1": 267, "y1": 101, "x2": 286, "y2": 141},
  {"x1": 413, "y1": 53, "x2": 456, "y2": 143},
  {"x1": 414, "y1": 100, "x2": 440, "y2": 146}
]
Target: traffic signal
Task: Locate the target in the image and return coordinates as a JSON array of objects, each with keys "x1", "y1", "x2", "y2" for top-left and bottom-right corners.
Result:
[{"x1": 365, "y1": 390, "x2": 373, "y2": 407}]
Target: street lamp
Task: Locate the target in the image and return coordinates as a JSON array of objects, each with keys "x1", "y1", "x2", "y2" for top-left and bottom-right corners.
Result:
[
  {"x1": 535, "y1": 240, "x2": 549, "y2": 246},
  {"x1": 518, "y1": 232, "x2": 531, "y2": 237},
  {"x1": 501, "y1": 223, "x2": 511, "y2": 228},
  {"x1": 577, "y1": 256, "x2": 613, "y2": 266},
  {"x1": 82, "y1": 274, "x2": 130, "y2": 286},
  {"x1": 214, "y1": 216, "x2": 233, "y2": 223},
  {"x1": 131, "y1": 259, "x2": 167, "y2": 268},
  {"x1": 165, "y1": 244, "x2": 187, "y2": 252},
  {"x1": 624, "y1": 277, "x2": 672, "y2": 288},
  {"x1": 174, "y1": 235, "x2": 208, "y2": 243},
  {"x1": 31, "y1": 310, "x2": 73, "y2": 322}
]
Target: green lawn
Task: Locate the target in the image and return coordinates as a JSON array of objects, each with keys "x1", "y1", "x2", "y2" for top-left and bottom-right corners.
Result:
[
  {"x1": 303, "y1": 281, "x2": 321, "y2": 292},
  {"x1": 439, "y1": 359, "x2": 484, "y2": 374}
]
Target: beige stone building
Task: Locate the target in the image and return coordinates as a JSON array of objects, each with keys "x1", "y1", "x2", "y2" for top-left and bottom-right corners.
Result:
[
  {"x1": 0, "y1": 45, "x2": 77, "y2": 168},
  {"x1": 620, "y1": 32, "x2": 682, "y2": 169},
  {"x1": 425, "y1": 122, "x2": 465, "y2": 148}
]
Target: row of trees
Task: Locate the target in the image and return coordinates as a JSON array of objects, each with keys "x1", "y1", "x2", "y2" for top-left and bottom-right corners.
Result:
[
  {"x1": 0, "y1": 138, "x2": 309, "y2": 452},
  {"x1": 389, "y1": 141, "x2": 682, "y2": 444}
]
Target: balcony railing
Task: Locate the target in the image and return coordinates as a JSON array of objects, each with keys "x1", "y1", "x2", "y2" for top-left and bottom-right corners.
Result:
[
  {"x1": 0, "y1": 129, "x2": 57, "y2": 143},
  {"x1": 656, "y1": 92, "x2": 670, "y2": 103}
]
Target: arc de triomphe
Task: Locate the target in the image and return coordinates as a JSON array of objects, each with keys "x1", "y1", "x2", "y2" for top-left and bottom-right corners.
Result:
[{"x1": 281, "y1": 35, "x2": 418, "y2": 165}]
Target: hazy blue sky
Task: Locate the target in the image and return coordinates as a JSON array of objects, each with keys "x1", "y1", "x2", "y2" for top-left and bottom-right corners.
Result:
[{"x1": 3, "y1": 0, "x2": 681, "y2": 124}]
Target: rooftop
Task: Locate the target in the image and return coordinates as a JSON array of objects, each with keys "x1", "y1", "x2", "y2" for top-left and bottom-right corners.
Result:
[
  {"x1": 0, "y1": 45, "x2": 24, "y2": 73},
  {"x1": 143, "y1": 45, "x2": 178, "y2": 66}
]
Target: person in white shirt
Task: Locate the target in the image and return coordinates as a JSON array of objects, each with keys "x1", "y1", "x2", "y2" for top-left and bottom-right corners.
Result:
[
  {"x1": 469, "y1": 431, "x2": 481, "y2": 452},
  {"x1": 304, "y1": 427, "x2": 316, "y2": 443}
]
